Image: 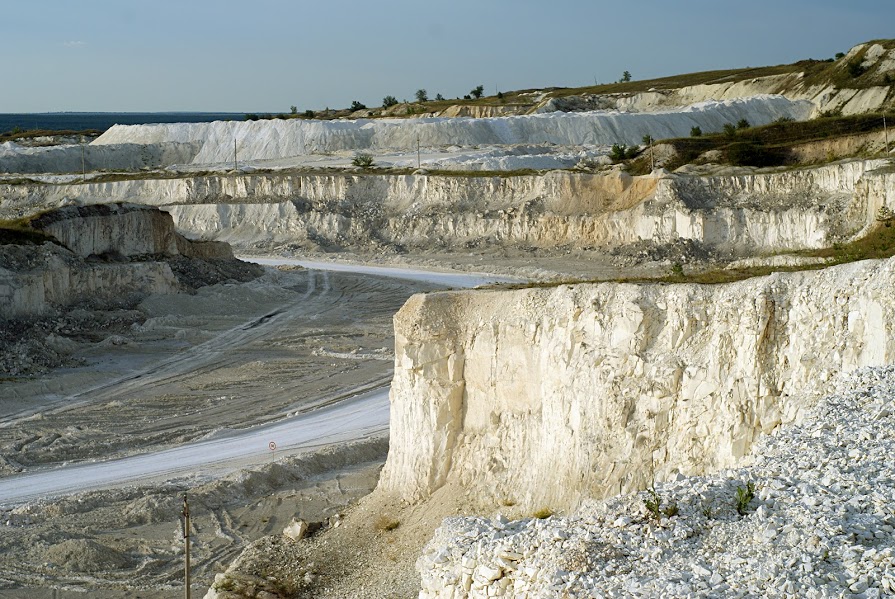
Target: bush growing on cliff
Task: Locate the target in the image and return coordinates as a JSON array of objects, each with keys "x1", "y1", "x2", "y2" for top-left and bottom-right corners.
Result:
[
  {"x1": 690, "y1": 126, "x2": 702, "y2": 137},
  {"x1": 415, "y1": 89, "x2": 428, "y2": 103},
  {"x1": 350, "y1": 100, "x2": 367, "y2": 111},
  {"x1": 382, "y1": 95, "x2": 399, "y2": 108},
  {"x1": 847, "y1": 59, "x2": 868, "y2": 78},
  {"x1": 470, "y1": 85, "x2": 484, "y2": 99}
]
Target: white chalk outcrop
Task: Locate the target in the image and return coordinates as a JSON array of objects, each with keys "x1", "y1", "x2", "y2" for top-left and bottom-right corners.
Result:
[
  {"x1": 0, "y1": 204, "x2": 236, "y2": 320},
  {"x1": 538, "y1": 43, "x2": 895, "y2": 118},
  {"x1": 378, "y1": 256, "x2": 895, "y2": 512},
  {"x1": 0, "y1": 248, "x2": 178, "y2": 320},
  {"x1": 1, "y1": 160, "x2": 890, "y2": 256},
  {"x1": 28, "y1": 203, "x2": 233, "y2": 260}
]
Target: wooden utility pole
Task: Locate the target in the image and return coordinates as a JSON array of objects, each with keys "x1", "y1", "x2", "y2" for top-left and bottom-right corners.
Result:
[
  {"x1": 885, "y1": 115, "x2": 890, "y2": 155},
  {"x1": 182, "y1": 494, "x2": 191, "y2": 599}
]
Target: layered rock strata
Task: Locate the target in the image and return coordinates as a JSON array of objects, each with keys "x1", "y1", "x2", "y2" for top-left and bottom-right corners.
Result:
[
  {"x1": 0, "y1": 204, "x2": 244, "y2": 320},
  {"x1": 378, "y1": 257, "x2": 895, "y2": 511},
  {"x1": 1, "y1": 160, "x2": 890, "y2": 255}
]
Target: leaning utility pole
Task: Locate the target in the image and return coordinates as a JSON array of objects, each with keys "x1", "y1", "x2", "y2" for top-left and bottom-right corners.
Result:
[{"x1": 182, "y1": 494, "x2": 191, "y2": 599}]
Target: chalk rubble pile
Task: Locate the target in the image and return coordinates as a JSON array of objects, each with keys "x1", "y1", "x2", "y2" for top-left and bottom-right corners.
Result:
[{"x1": 418, "y1": 366, "x2": 895, "y2": 598}]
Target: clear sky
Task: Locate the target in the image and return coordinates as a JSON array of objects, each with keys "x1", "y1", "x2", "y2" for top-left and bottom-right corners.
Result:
[{"x1": 3, "y1": 0, "x2": 892, "y2": 113}]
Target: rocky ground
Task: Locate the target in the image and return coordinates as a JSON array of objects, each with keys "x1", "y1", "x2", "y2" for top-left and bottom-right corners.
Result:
[{"x1": 416, "y1": 366, "x2": 895, "y2": 598}]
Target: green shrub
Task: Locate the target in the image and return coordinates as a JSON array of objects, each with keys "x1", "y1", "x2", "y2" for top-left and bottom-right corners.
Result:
[
  {"x1": 644, "y1": 486, "x2": 678, "y2": 521},
  {"x1": 609, "y1": 144, "x2": 639, "y2": 162},
  {"x1": 289, "y1": 105, "x2": 298, "y2": 115},
  {"x1": 303, "y1": 110, "x2": 315, "y2": 118},
  {"x1": 351, "y1": 153, "x2": 374, "y2": 167},
  {"x1": 415, "y1": 89, "x2": 428, "y2": 103},
  {"x1": 726, "y1": 141, "x2": 784, "y2": 167},
  {"x1": 470, "y1": 85, "x2": 484, "y2": 99},
  {"x1": 382, "y1": 95, "x2": 399, "y2": 108},
  {"x1": 737, "y1": 118, "x2": 751, "y2": 130},
  {"x1": 532, "y1": 507, "x2": 553, "y2": 519},
  {"x1": 350, "y1": 100, "x2": 367, "y2": 111},
  {"x1": 723, "y1": 123, "x2": 738, "y2": 138},
  {"x1": 847, "y1": 59, "x2": 867, "y2": 78},
  {"x1": 374, "y1": 515, "x2": 400, "y2": 531},
  {"x1": 735, "y1": 482, "x2": 755, "y2": 515},
  {"x1": 690, "y1": 126, "x2": 702, "y2": 137}
]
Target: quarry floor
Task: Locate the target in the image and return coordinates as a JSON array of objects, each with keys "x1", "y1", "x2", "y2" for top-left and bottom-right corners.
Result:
[
  {"x1": 0, "y1": 262, "x2": 452, "y2": 596},
  {"x1": 0, "y1": 250, "x2": 671, "y2": 597}
]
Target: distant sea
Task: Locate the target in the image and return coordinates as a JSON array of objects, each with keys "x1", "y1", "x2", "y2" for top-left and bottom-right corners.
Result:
[{"x1": 0, "y1": 112, "x2": 247, "y2": 135}]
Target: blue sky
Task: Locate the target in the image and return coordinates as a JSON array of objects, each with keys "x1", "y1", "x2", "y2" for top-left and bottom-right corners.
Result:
[{"x1": 3, "y1": 0, "x2": 892, "y2": 112}]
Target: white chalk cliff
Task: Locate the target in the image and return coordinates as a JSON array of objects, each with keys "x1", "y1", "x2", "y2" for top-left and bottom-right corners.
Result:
[
  {"x1": 378, "y1": 257, "x2": 895, "y2": 511},
  {"x1": 1, "y1": 160, "x2": 890, "y2": 255}
]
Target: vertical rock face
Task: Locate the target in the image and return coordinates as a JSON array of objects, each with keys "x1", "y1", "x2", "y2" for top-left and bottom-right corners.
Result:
[
  {"x1": 2, "y1": 160, "x2": 889, "y2": 255},
  {"x1": 378, "y1": 258, "x2": 895, "y2": 510},
  {"x1": 0, "y1": 204, "x2": 237, "y2": 319},
  {"x1": 0, "y1": 260, "x2": 180, "y2": 319},
  {"x1": 27, "y1": 203, "x2": 233, "y2": 260},
  {"x1": 30, "y1": 204, "x2": 181, "y2": 258}
]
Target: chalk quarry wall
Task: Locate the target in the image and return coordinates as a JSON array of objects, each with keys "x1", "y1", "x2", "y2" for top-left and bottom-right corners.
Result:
[
  {"x1": 378, "y1": 257, "x2": 895, "y2": 510},
  {"x1": 28, "y1": 203, "x2": 233, "y2": 260},
  {"x1": 1, "y1": 160, "x2": 890, "y2": 254},
  {"x1": 0, "y1": 204, "x2": 233, "y2": 320}
]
